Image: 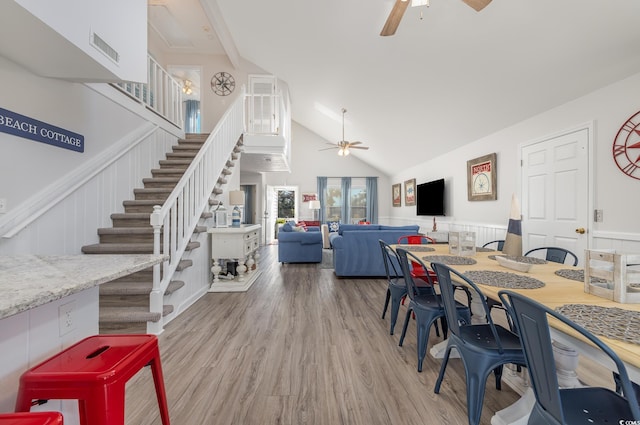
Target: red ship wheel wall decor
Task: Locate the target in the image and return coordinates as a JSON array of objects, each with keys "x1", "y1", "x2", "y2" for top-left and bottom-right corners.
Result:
[{"x1": 613, "y1": 110, "x2": 640, "y2": 180}]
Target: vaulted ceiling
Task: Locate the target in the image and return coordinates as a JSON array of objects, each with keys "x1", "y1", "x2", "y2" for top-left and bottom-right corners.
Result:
[{"x1": 150, "y1": 0, "x2": 640, "y2": 175}]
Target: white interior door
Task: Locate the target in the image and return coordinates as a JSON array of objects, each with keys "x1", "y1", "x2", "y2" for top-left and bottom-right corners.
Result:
[{"x1": 521, "y1": 127, "x2": 591, "y2": 265}]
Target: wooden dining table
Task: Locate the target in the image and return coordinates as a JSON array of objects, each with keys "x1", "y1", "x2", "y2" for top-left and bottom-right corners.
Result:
[{"x1": 392, "y1": 243, "x2": 640, "y2": 380}]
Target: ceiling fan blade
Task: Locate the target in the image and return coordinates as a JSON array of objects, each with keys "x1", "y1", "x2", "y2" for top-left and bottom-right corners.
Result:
[
  {"x1": 348, "y1": 141, "x2": 362, "y2": 146},
  {"x1": 319, "y1": 146, "x2": 339, "y2": 151},
  {"x1": 461, "y1": 0, "x2": 492, "y2": 12},
  {"x1": 350, "y1": 146, "x2": 369, "y2": 150},
  {"x1": 380, "y1": 0, "x2": 410, "y2": 37}
]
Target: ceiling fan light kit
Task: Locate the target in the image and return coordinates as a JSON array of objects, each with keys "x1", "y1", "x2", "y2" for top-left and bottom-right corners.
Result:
[
  {"x1": 319, "y1": 108, "x2": 370, "y2": 156},
  {"x1": 380, "y1": 0, "x2": 492, "y2": 36}
]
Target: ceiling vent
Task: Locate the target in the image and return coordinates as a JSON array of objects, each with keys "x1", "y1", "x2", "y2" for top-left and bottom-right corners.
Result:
[{"x1": 90, "y1": 32, "x2": 120, "y2": 64}]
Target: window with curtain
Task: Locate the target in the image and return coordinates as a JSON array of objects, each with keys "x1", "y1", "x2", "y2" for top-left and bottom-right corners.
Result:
[{"x1": 319, "y1": 177, "x2": 377, "y2": 224}]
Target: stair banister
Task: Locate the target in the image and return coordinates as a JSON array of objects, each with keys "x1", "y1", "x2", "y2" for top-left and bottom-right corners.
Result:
[{"x1": 148, "y1": 86, "x2": 246, "y2": 334}]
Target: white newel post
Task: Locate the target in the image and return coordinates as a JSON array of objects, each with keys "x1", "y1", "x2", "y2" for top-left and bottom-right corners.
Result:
[{"x1": 149, "y1": 205, "x2": 164, "y2": 335}]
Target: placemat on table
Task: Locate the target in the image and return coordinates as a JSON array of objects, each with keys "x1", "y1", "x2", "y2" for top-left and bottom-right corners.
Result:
[
  {"x1": 556, "y1": 304, "x2": 640, "y2": 346},
  {"x1": 555, "y1": 269, "x2": 607, "y2": 284},
  {"x1": 396, "y1": 245, "x2": 435, "y2": 252},
  {"x1": 488, "y1": 254, "x2": 548, "y2": 264},
  {"x1": 464, "y1": 270, "x2": 545, "y2": 289},
  {"x1": 423, "y1": 255, "x2": 477, "y2": 265}
]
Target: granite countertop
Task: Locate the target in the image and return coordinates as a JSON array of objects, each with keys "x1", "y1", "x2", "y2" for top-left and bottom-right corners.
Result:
[{"x1": 0, "y1": 254, "x2": 167, "y2": 320}]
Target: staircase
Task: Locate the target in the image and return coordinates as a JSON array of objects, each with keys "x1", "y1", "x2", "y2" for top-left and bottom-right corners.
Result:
[{"x1": 82, "y1": 133, "x2": 243, "y2": 333}]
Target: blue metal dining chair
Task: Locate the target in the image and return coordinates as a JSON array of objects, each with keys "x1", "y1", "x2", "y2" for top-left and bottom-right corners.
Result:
[
  {"x1": 396, "y1": 249, "x2": 471, "y2": 372},
  {"x1": 430, "y1": 262, "x2": 525, "y2": 425},
  {"x1": 482, "y1": 239, "x2": 505, "y2": 251},
  {"x1": 379, "y1": 239, "x2": 411, "y2": 335},
  {"x1": 498, "y1": 290, "x2": 640, "y2": 425},
  {"x1": 381, "y1": 241, "x2": 445, "y2": 337},
  {"x1": 524, "y1": 247, "x2": 578, "y2": 266}
]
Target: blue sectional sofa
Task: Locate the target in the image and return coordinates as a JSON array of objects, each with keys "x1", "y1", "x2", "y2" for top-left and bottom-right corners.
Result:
[
  {"x1": 328, "y1": 224, "x2": 420, "y2": 277},
  {"x1": 278, "y1": 223, "x2": 323, "y2": 263}
]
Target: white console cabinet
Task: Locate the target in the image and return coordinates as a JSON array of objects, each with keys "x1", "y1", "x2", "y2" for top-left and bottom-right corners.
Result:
[{"x1": 207, "y1": 224, "x2": 261, "y2": 292}]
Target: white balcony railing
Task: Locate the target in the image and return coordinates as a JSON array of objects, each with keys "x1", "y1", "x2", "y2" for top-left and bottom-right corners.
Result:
[{"x1": 113, "y1": 55, "x2": 183, "y2": 128}]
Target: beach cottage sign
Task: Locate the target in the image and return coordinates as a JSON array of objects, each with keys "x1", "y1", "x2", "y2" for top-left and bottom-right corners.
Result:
[{"x1": 0, "y1": 107, "x2": 84, "y2": 152}]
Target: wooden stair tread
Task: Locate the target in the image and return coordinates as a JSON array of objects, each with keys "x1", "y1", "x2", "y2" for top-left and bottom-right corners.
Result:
[
  {"x1": 99, "y1": 305, "x2": 174, "y2": 323},
  {"x1": 151, "y1": 168, "x2": 186, "y2": 174},
  {"x1": 111, "y1": 213, "x2": 151, "y2": 227},
  {"x1": 184, "y1": 134, "x2": 208, "y2": 140},
  {"x1": 176, "y1": 259, "x2": 193, "y2": 271},
  {"x1": 100, "y1": 280, "x2": 185, "y2": 295},
  {"x1": 98, "y1": 227, "x2": 153, "y2": 235},
  {"x1": 159, "y1": 159, "x2": 191, "y2": 167},
  {"x1": 166, "y1": 152, "x2": 197, "y2": 159},
  {"x1": 123, "y1": 200, "x2": 164, "y2": 206},
  {"x1": 82, "y1": 243, "x2": 154, "y2": 254},
  {"x1": 84, "y1": 241, "x2": 199, "y2": 251},
  {"x1": 111, "y1": 212, "x2": 151, "y2": 219},
  {"x1": 172, "y1": 145, "x2": 202, "y2": 152},
  {"x1": 134, "y1": 188, "x2": 173, "y2": 194},
  {"x1": 143, "y1": 177, "x2": 180, "y2": 184}
]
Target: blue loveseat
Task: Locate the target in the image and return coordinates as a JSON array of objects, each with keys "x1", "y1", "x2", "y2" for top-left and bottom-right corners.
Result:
[
  {"x1": 278, "y1": 222, "x2": 323, "y2": 263},
  {"x1": 329, "y1": 224, "x2": 420, "y2": 277}
]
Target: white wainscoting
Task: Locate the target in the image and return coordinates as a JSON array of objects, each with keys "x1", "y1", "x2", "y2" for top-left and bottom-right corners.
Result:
[
  {"x1": 0, "y1": 124, "x2": 180, "y2": 255},
  {"x1": 381, "y1": 216, "x2": 508, "y2": 247},
  {"x1": 592, "y1": 231, "x2": 640, "y2": 252},
  {"x1": 381, "y1": 216, "x2": 640, "y2": 255}
]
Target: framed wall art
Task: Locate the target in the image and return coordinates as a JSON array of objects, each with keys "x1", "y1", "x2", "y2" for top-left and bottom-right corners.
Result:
[
  {"x1": 392, "y1": 183, "x2": 401, "y2": 207},
  {"x1": 467, "y1": 153, "x2": 497, "y2": 201},
  {"x1": 302, "y1": 193, "x2": 317, "y2": 203},
  {"x1": 404, "y1": 178, "x2": 416, "y2": 206}
]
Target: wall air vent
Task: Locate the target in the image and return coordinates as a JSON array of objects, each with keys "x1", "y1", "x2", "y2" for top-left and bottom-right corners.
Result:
[{"x1": 90, "y1": 32, "x2": 120, "y2": 64}]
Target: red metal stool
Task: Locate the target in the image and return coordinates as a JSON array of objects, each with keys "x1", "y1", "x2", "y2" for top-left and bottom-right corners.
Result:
[
  {"x1": 15, "y1": 334, "x2": 170, "y2": 425},
  {"x1": 0, "y1": 412, "x2": 63, "y2": 425}
]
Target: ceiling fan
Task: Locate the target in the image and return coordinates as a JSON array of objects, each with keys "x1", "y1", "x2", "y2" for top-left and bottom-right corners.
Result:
[
  {"x1": 320, "y1": 108, "x2": 370, "y2": 156},
  {"x1": 380, "y1": 0, "x2": 492, "y2": 36}
]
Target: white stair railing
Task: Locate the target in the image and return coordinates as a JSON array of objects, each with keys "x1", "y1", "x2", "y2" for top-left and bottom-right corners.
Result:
[
  {"x1": 113, "y1": 55, "x2": 183, "y2": 128},
  {"x1": 148, "y1": 86, "x2": 246, "y2": 334}
]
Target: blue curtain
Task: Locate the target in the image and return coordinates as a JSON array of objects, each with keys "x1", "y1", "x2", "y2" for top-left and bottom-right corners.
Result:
[
  {"x1": 366, "y1": 177, "x2": 378, "y2": 223},
  {"x1": 317, "y1": 177, "x2": 327, "y2": 222},
  {"x1": 341, "y1": 177, "x2": 351, "y2": 224},
  {"x1": 184, "y1": 100, "x2": 200, "y2": 133}
]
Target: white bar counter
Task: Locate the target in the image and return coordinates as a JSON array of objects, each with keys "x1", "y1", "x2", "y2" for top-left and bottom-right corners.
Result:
[{"x1": 0, "y1": 254, "x2": 167, "y2": 421}]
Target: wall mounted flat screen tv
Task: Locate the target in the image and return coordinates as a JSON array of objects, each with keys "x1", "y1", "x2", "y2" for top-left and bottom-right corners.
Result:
[{"x1": 416, "y1": 178, "x2": 445, "y2": 216}]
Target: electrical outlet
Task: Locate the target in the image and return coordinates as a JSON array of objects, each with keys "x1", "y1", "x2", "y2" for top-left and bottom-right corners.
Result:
[
  {"x1": 0, "y1": 198, "x2": 6, "y2": 213},
  {"x1": 594, "y1": 209, "x2": 603, "y2": 222},
  {"x1": 58, "y1": 301, "x2": 76, "y2": 336}
]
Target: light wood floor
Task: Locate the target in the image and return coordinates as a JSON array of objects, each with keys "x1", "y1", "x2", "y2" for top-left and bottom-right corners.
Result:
[{"x1": 124, "y1": 244, "x2": 520, "y2": 425}]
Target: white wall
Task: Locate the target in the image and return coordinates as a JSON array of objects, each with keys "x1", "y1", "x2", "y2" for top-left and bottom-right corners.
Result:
[
  {"x1": 0, "y1": 56, "x2": 151, "y2": 210},
  {"x1": 0, "y1": 55, "x2": 185, "y2": 253},
  {"x1": 262, "y1": 121, "x2": 391, "y2": 221},
  {"x1": 389, "y1": 72, "x2": 640, "y2": 250}
]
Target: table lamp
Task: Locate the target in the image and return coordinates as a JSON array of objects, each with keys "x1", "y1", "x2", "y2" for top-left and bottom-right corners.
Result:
[
  {"x1": 308, "y1": 200, "x2": 320, "y2": 221},
  {"x1": 229, "y1": 190, "x2": 245, "y2": 227}
]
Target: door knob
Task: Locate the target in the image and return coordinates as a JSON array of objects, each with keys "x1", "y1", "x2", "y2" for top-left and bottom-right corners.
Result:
[{"x1": 575, "y1": 227, "x2": 586, "y2": 234}]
